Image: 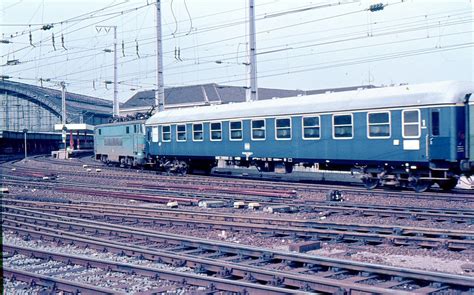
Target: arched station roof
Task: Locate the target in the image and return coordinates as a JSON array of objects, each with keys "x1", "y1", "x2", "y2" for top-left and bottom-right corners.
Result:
[{"x1": 0, "y1": 80, "x2": 112, "y2": 123}]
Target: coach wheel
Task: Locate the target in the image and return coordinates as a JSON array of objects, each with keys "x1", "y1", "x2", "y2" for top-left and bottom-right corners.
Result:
[
  {"x1": 362, "y1": 174, "x2": 379, "y2": 190},
  {"x1": 437, "y1": 178, "x2": 458, "y2": 191},
  {"x1": 178, "y1": 161, "x2": 188, "y2": 176},
  {"x1": 285, "y1": 163, "x2": 293, "y2": 174},
  {"x1": 409, "y1": 177, "x2": 431, "y2": 193}
]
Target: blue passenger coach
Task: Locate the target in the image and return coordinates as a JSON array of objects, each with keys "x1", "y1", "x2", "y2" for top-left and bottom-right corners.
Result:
[
  {"x1": 94, "y1": 120, "x2": 146, "y2": 166},
  {"x1": 145, "y1": 81, "x2": 474, "y2": 192}
]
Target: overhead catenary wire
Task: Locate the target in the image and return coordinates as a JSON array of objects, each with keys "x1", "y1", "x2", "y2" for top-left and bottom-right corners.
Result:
[
  {"x1": 13, "y1": 13, "x2": 469, "y2": 82},
  {"x1": 1, "y1": 1, "x2": 472, "y2": 99}
]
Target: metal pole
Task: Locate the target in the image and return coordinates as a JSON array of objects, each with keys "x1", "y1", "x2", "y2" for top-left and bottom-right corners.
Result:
[
  {"x1": 113, "y1": 26, "x2": 119, "y2": 117},
  {"x1": 62, "y1": 126, "x2": 67, "y2": 160},
  {"x1": 96, "y1": 25, "x2": 118, "y2": 117},
  {"x1": 23, "y1": 129, "x2": 28, "y2": 159},
  {"x1": 60, "y1": 82, "x2": 66, "y2": 125},
  {"x1": 248, "y1": 0, "x2": 258, "y2": 101},
  {"x1": 155, "y1": 0, "x2": 165, "y2": 111}
]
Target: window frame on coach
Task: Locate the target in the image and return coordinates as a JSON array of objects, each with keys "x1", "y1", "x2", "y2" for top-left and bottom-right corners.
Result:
[
  {"x1": 176, "y1": 124, "x2": 187, "y2": 142},
  {"x1": 402, "y1": 109, "x2": 421, "y2": 139},
  {"x1": 367, "y1": 111, "x2": 391, "y2": 139},
  {"x1": 301, "y1": 115, "x2": 321, "y2": 140},
  {"x1": 251, "y1": 119, "x2": 266, "y2": 141},
  {"x1": 210, "y1": 121, "x2": 223, "y2": 141},
  {"x1": 229, "y1": 120, "x2": 243, "y2": 141},
  {"x1": 193, "y1": 123, "x2": 204, "y2": 142},
  {"x1": 332, "y1": 113, "x2": 354, "y2": 140},
  {"x1": 275, "y1": 117, "x2": 292, "y2": 140}
]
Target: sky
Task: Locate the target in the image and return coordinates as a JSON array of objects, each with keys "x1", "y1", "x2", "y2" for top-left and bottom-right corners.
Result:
[{"x1": 0, "y1": 0, "x2": 473, "y2": 104}]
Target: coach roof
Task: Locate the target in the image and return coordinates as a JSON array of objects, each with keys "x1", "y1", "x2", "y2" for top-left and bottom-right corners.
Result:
[{"x1": 146, "y1": 81, "x2": 474, "y2": 125}]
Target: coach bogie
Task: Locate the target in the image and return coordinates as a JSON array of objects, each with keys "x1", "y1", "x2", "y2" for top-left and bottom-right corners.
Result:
[
  {"x1": 437, "y1": 178, "x2": 458, "y2": 191},
  {"x1": 361, "y1": 173, "x2": 380, "y2": 190},
  {"x1": 407, "y1": 175, "x2": 432, "y2": 193}
]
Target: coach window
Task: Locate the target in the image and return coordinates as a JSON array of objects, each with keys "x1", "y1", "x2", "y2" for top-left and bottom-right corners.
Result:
[
  {"x1": 134, "y1": 125, "x2": 137, "y2": 133},
  {"x1": 152, "y1": 126, "x2": 159, "y2": 142},
  {"x1": 275, "y1": 118, "x2": 291, "y2": 140},
  {"x1": 98, "y1": 129, "x2": 102, "y2": 135},
  {"x1": 431, "y1": 111, "x2": 440, "y2": 136},
  {"x1": 177, "y1": 124, "x2": 187, "y2": 141},
  {"x1": 368, "y1": 112, "x2": 390, "y2": 138},
  {"x1": 193, "y1": 123, "x2": 204, "y2": 141},
  {"x1": 126, "y1": 126, "x2": 130, "y2": 134},
  {"x1": 402, "y1": 109, "x2": 421, "y2": 138},
  {"x1": 162, "y1": 125, "x2": 171, "y2": 142},
  {"x1": 251, "y1": 119, "x2": 266, "y2": 140},
  {"x1": 229, "y1": 121, "x2": 243, "y2": 140},
  {"x1": 210, "y1": 122, "x2": 222, "y2": 141},
  {"x1": 302, "y1": 116, "x2": 320, "y2": 139},
  {"x1": 333, "y1": 114, "x2": 353, "y2": 139}
]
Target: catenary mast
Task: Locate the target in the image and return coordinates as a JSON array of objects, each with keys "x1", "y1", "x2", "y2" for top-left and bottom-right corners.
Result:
[
  {"x1": 155, "y1": 0, "x2": 165, "y2": 111},
  {"x1": 247, "y1": 0, "x2": 258, "y2": 102}
]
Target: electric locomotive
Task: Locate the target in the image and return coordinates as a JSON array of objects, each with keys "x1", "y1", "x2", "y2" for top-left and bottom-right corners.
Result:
[{"x1": 94, "y1": 120, "x2": 147, "y2": 167}]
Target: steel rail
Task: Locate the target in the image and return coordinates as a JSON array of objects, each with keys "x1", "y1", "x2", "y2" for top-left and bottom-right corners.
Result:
[
  {"x1": 3, "y1": 223, "x2": 406, "y2": 294},
  {"x1": 5, "y1": 204, "x2": 473, "y2": 251},
  {"x1": 3, "y1": 206, "x2": 474, "y2": 291},
  {"x1": 5, "y1": 197, "x2": 473, "y2": 226},
  {"x1": 3, "y1": 244, "x2": 300, "y2": 295},
  {"x1": 4, "y1": 158, "x2": 474, "y2": 201},
  {"x1": 3, "y1": 267, "x2": 123, "y2": 294}
]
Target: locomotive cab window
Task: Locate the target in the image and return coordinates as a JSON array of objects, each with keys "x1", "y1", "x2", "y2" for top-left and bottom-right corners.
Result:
[
  {"x1": 275, "y1": 118, "x2": 291, "y2": 140},
  {"x1": 333, "y1": 114, "x2": 353, "y2": 139},
  {"x1": 162, "y1": 125, "x2": 171, "y2": 142},
  {"x1": 367, "y1": 112, "x2": 390, "y2": 138},
  {"x1": 210, "y1": 122, "x2": 222, "y2": 141},
  {"x1": 229, "y1": 121, "x2": 243, "y2": 140},
  {"x1": 402, "y1": 109, "x2": 421, "y2": 138},
  {"x1": 302, "y1": 116, "x2": 320, "y2": 139},
  {"x1": 193, "y1": 123, "x2": 204, "y2": 141},
  {"x1": 98, "y1": 129, "x2": 102, "y2": 135},
  {"x1": 176, "y1": 124, "x2": 187, "y2": 141},
  {"x1": 431, "y1": 111, "x2": 440, "y2": 136},
  {"x1": 251, "y1": 119, "x2": 266, "y2": 140}
]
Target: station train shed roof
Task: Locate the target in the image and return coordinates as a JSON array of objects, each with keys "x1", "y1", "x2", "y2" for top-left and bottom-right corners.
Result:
[
  {"x1": 122, "y1": 83, "x2": 376, "y2": 110},
  {"x1": 0, "y1": 80, "x2": 113, "y2": 117}
]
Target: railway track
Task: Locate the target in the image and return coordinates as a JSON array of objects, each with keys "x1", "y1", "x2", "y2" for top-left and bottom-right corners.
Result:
[
  {"x1": 3, "y1": 175, "x2": 472, "y2": 214},
  {"x1": 4, "y1": 156, "x2": 474, "y2": 202},
  {"x1": 5, "y1": 180, "x2": 474, "y2": 224},
  {"x1": 3, "y1": 245, "x2": 293, "y2": 294},
  {"x1": 3, "y1": 206, "x2": 474, "y2": 294},
  {"x1": 4, "y1": 202, "x2": 474, "y2": 252}
]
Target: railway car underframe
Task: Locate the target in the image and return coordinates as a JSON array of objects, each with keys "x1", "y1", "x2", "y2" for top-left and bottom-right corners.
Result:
[
  {"x1": 357, "y1": 162, "x2": 459, "y2": 193},
  {"x1": 148, "y1": 155, "x2": 214, "y2": 175}
]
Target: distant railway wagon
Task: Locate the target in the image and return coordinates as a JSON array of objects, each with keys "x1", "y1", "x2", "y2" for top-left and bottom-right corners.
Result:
[
  {"x1": 144, "y1": 81, "x2": 474, "y2": 192},
  {"x1": 94, "y1": 120, "x2": 146, "y2": 166}
]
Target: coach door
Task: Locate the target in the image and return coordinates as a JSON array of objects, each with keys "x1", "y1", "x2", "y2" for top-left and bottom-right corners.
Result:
[{"x1": 428, "y1": 109, "x2": 442, "y2": 160}]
